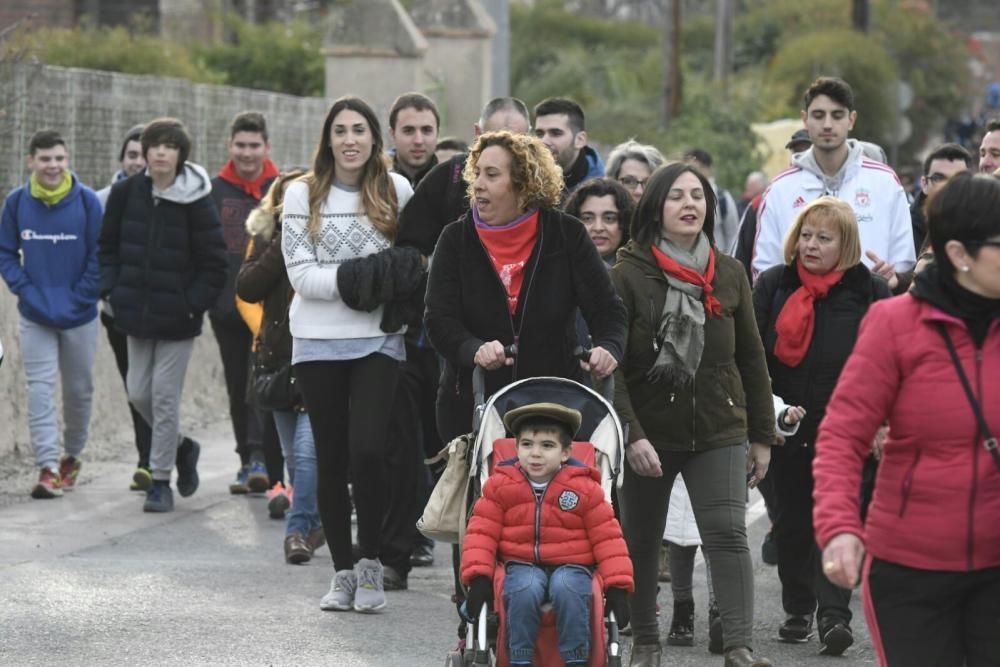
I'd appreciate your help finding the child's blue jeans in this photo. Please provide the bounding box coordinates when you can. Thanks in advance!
[503,562,592,665]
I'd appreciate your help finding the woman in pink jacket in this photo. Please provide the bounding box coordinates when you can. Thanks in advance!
[813,172,1000,667]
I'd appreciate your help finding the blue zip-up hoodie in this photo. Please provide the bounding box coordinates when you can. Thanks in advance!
[0,175,102,329]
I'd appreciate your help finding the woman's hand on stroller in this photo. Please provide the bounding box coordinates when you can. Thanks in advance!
[474,340,514,370]
[580,345,617,379]
[465,576,493,618]
[604,587,630,628]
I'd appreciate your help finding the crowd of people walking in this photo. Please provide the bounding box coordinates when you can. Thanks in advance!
[1,75,999,667]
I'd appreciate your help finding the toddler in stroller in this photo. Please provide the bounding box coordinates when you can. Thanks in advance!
[461,400,633,666]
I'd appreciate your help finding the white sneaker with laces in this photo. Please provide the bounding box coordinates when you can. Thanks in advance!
[353,558,386,613]
[320,570,356,611]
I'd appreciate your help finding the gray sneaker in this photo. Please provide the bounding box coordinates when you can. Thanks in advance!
[320,570,356,611]
[353,558,387,613]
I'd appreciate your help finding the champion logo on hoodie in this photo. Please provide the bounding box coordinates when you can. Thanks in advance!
[20,229,79,243]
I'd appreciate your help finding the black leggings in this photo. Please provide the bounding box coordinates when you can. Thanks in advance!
[295,353,399,572]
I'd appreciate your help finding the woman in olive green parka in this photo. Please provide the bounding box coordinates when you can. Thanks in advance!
[611,162,775,667]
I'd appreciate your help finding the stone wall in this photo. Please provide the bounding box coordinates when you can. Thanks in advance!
[0,63,330,463]
[0,63,330,196]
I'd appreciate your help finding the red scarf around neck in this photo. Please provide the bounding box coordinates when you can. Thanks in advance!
[219,158,279,200]
[477,211,540,315]
[774,261,845,367]
[649,244,722,317]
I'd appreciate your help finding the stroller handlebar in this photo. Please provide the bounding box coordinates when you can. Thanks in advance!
[472,344,517,415]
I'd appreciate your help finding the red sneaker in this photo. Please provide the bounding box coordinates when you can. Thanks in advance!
[31,468,63,499]
[266,482,291,519]
[59,456,81,491]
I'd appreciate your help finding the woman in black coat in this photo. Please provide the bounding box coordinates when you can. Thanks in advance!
[424,131,626,442]
[752,196,890,657]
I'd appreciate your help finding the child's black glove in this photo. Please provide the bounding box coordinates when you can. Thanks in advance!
[465,576,493,618]
[604,587,630,628]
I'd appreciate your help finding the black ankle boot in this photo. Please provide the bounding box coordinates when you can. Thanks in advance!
[666,599,695,646]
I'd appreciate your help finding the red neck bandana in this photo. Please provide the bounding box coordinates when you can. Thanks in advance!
[219,158,279,200]
[773,261,845,367]
[649,244,722,318]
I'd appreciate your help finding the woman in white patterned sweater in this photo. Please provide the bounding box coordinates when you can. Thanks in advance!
[281,96,413,614]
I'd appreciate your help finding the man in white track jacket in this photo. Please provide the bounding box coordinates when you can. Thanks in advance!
[752,77,914,289]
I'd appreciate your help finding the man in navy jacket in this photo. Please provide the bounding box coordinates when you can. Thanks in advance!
[0,129,102,499]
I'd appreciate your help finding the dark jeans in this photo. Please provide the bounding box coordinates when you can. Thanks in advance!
[295,353,399,572]
[100,312,152,468]
[380,343,441,574]
[867,558,1000,667]
[621,444,754,651]
[504,562,592,665]
[210,317,262,466]
[770,443,852,624]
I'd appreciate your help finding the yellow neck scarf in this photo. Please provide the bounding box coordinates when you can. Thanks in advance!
[30,172,72,206]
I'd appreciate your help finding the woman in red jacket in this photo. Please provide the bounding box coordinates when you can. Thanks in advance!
[814,172,1000,667]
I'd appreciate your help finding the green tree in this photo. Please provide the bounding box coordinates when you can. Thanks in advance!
[730,0,971,161]
[196,16,325,97]
[3,22,222,83]
[872,2,972,155]
[510,1,763,190]
[763,29,898,145]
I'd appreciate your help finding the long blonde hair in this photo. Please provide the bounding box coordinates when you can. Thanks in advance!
[304,96,398,241]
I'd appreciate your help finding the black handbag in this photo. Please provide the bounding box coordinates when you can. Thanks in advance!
[249,359,297,411]
[936,323,1000,474]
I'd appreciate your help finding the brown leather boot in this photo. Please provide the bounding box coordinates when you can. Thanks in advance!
[723,647,773,667]
[629,642,662,667]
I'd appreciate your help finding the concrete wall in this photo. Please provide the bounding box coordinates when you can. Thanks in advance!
[422,34,494,134]
[323,54,427,123]
[0,62,330,464]
[0,62,329,196]
[323,0,495,142]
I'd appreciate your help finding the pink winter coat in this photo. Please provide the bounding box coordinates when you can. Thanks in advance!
[813,294,1000,571]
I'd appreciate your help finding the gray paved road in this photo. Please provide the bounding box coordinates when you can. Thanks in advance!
[0,421,876,666]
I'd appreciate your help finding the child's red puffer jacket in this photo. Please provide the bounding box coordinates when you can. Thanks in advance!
[461,458,634,592]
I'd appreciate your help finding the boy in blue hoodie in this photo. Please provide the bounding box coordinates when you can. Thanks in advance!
[0,129,102,499]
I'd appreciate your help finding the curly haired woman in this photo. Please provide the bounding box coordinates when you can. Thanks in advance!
[424,130,627,442]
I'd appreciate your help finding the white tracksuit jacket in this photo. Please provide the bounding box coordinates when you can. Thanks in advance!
[751,140,915,281]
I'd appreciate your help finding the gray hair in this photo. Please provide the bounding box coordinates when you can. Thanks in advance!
[478,97,530,131]
[605,139,666,179]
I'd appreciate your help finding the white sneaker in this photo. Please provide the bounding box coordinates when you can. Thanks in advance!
[353,558,386,613]
[320,570,356,611]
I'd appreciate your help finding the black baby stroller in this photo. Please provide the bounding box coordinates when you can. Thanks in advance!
[446,361,627,667]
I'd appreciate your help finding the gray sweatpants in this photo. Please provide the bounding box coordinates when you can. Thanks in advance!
[126,337,194,482]
[18,314,99,470]
[621,443,755,651]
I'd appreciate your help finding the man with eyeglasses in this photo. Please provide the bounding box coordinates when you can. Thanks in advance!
[911,143,972,254]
